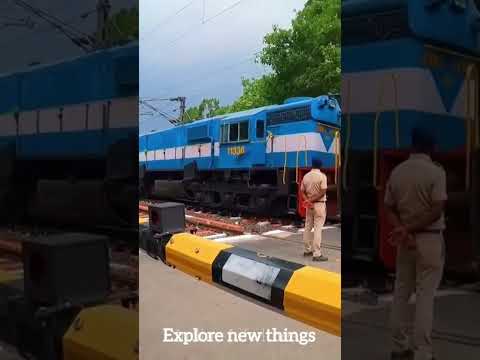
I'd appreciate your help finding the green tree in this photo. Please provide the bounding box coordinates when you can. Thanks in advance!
[105,7,139,46]
[257,0,340,102]
[184,98,228,123]
[233,0,340,110]
[185,0,340,120]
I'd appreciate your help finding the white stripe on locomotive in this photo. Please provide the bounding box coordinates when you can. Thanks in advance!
[341,68,476,117]
[0,96,138,138]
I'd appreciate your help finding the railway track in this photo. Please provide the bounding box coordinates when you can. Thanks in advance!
[139,199,342,252]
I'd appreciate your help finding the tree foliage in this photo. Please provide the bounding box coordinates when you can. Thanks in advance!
[184,0,340,122]
[105,7,139,46]
[184,98,222,123]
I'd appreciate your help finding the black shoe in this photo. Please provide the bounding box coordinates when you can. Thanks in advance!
[391,350,413,360]
[312,255,328,262]
[303,251,313,257]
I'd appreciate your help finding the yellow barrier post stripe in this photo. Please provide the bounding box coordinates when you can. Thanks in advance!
[63,305,139,360]
[0,270,22,284]
[284,266,341,336]
[165,233,232,283]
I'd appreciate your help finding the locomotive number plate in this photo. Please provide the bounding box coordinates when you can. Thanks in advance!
[228,146,246,156]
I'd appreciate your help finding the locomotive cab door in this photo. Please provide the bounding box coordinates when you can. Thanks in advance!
[251,119,266,166]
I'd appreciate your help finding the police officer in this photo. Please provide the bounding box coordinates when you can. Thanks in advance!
[384,128,447,360]
[301,158,328,262]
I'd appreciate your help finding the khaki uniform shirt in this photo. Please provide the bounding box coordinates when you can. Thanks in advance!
[384,153,447,230]
[301,169,328,202]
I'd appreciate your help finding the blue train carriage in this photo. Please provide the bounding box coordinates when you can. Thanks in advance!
[139,95,341,216]
[0,43,139,226]
[341,0,480,272]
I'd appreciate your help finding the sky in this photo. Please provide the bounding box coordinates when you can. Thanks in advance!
[139,0,308,134]
[0,0,137,72]
[0,0,308,135]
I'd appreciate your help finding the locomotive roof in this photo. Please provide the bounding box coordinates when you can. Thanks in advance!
[141,96,338,138]
[343,0,480,56]
[0,41,138,78]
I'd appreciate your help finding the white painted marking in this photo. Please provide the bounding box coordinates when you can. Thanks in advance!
[109,97,138,128]
[165,147,176,160]
[341,68,446,114]
[212,234,264,243]
[204,233,227,240]
[39,108,60,133]
[0,114,17,136]
[262,229,284,236]
[146,150,155,161]
[19,111,37,135]
[154,149,164,160]
[0,97,136,139]
[185,144,201,159]
[222,254,281,300]
[175,146,183,159]
[88,102,104,130]
[451,79,476,118]
[200,143,211,157]
[264,226,337,237]
[63,104,87,132]
[267,132,328,154]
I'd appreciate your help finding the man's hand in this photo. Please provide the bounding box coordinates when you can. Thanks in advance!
[304,200,313,209]
[388,225,415,248]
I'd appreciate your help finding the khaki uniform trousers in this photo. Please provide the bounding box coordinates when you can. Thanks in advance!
[303,202,326,257]
[391,232,445,360]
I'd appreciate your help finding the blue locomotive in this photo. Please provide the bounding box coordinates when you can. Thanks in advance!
[139,96,341,216]
[0,43,138,227]
[342,0,480,271]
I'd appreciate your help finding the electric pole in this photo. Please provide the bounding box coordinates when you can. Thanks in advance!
[170,97,186,123]
[96,0,111,48]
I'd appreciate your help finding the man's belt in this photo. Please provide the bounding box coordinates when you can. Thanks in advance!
[415,229,443,234]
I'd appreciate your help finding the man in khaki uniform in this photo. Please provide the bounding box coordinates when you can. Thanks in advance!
[301,159,328,262]
[384,128,447,360]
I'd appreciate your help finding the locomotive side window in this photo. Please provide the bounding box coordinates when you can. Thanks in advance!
[239,121,249,141]
[229,123,239,142]
[221,121,249,143]
[256,120,265,139]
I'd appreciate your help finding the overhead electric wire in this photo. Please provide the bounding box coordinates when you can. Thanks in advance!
[140,99,180,124]
[140,0,196,41]
[0,7,96,47]
[202,0,244,24]
[12,0,94,51]
[163,0,246,49]
[141,0,248,73]
[13,0,92,38]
